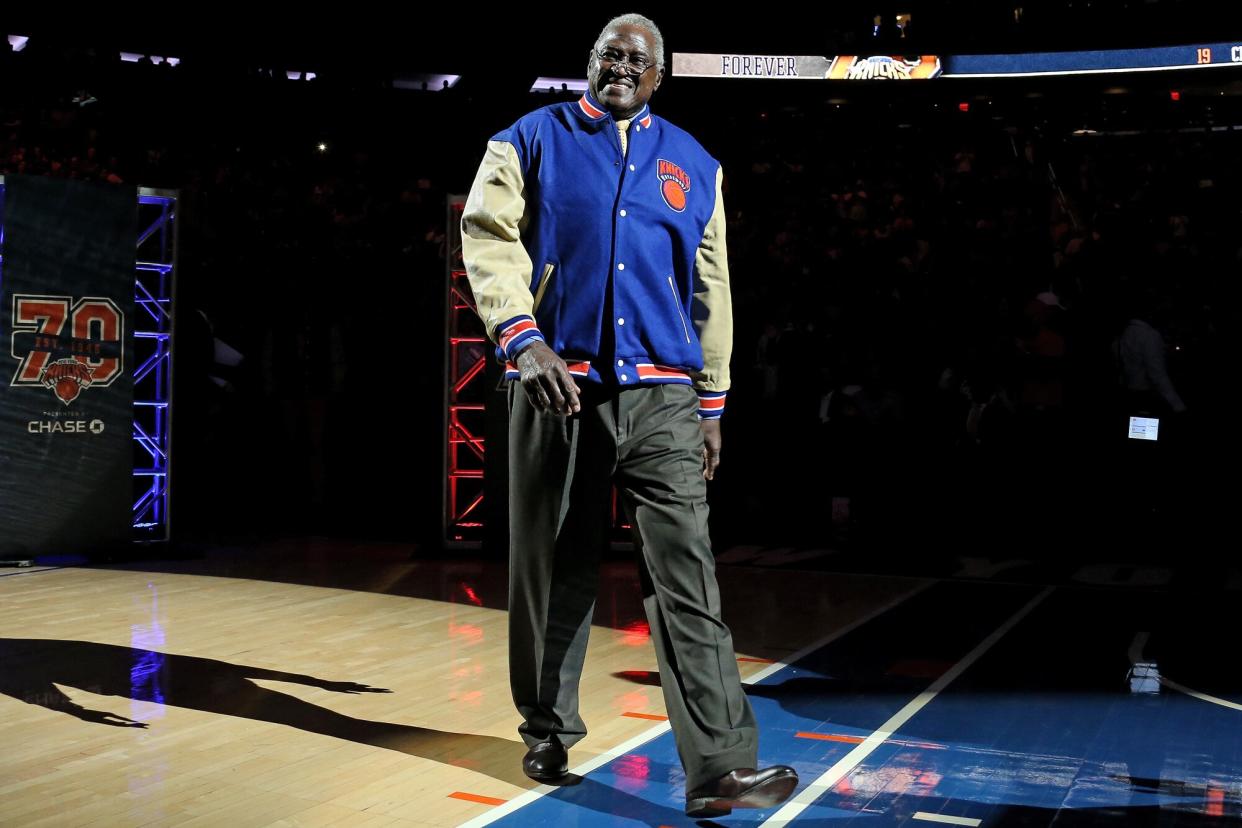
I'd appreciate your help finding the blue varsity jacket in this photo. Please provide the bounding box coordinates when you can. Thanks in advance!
[461,93,733,418]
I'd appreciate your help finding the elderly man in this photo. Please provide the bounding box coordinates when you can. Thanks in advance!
[461,13,798,817]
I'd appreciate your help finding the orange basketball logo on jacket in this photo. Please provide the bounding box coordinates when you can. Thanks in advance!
[657,159,690,212]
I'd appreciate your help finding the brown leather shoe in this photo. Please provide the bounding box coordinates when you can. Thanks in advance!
[522,739,568,781]
[685,765,799,817]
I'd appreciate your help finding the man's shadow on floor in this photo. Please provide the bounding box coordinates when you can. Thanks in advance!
[0,637,533,786]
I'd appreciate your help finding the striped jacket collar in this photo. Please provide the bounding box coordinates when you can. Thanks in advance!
[576,93,653,130]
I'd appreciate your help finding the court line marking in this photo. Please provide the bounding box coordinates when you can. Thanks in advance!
[759,586,1054,826]
[0,566,65,579]
[450,792,508,806]
[456,580,935,827]
[1130,631,1242,712]
[912,813,983,826]
[740,580,936,686]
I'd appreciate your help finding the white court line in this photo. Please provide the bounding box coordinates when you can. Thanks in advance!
[457,579,935,827]
[912,812,983,826]
[0,566,64,579]
[456,719,675,828]
[1162,678,1242,712]
[742,580,935,686]
[1130,631,1242,713]
[760,586,1054,827]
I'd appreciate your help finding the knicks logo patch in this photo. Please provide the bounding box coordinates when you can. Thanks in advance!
[40,358,95,405]
[657,159,690,212]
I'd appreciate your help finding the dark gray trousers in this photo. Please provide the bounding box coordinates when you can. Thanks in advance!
[507,381,757,789]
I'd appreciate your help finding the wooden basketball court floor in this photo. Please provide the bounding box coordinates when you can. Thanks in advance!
[1,539,1238,826]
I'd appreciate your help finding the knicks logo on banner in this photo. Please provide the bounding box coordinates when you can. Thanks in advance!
[657,159,691,212]
[826,55,941,80]
[9,294,125,405]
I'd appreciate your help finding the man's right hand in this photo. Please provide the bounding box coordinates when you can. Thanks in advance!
[516,341,581,416]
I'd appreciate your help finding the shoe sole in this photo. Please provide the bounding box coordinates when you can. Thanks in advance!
[685,770,798,817]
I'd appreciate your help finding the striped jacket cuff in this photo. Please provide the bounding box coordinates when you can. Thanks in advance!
[696,391,727,419]
[496,315,545,362]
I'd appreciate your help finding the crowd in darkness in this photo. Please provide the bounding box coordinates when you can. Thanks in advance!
[4,35,1239,557]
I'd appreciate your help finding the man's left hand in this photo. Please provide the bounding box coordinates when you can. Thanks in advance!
[700,419,722,480]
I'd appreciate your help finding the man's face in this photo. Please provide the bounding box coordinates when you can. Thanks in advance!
[586,23,663,119]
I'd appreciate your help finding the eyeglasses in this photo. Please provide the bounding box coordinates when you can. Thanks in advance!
[594,48,656,76]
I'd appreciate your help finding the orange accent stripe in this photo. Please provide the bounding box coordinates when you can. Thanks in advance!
[737,657,775,663]
[507,360,588,374]
[1208,787,1226,817]
[637,365,690,379]
[449,792,508,806]
[826,56,857,80]
[501,319,536,334]
[499,320,537,348]
[793,732,946,750]
[796,732,866,744]
[622,712,668,721]
[699,398,726,409]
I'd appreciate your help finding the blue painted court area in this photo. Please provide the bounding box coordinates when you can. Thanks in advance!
[779,587,1242,826]
[475,579,1242,826]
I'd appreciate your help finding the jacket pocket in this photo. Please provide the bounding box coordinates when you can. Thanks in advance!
[668,276,691,343]
[533,262,556,312]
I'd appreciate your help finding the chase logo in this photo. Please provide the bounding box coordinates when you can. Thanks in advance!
[27,419,103,435]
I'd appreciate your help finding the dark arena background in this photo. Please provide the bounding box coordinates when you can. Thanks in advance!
[4,4,1242,825]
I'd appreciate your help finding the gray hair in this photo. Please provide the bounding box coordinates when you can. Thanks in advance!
[595,14,665,70]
